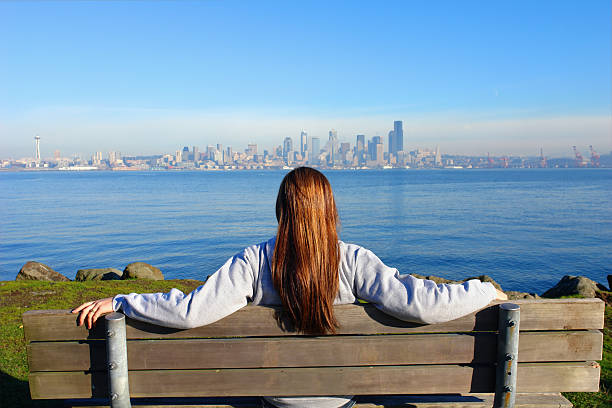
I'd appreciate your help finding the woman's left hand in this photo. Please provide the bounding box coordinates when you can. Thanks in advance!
[72,297,114,329]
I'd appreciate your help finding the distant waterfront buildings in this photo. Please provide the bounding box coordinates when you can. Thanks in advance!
[5,119,610,170]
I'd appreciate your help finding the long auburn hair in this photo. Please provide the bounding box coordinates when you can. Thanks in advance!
[272,167,340,335]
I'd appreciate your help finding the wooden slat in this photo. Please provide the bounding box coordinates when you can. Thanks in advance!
[65,393,573,408]
[27,330,602,372]
[22,299,604,341]
[28,361,600,399]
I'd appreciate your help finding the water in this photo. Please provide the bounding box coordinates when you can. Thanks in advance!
[1,169,611,294]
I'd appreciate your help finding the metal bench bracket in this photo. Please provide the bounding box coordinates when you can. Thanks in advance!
[494,303,520,408]
[106,312,132,408]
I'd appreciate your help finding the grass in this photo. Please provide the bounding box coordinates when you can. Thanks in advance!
[563,292,612,407]
[0,279,204,407]
[1,280,611,407]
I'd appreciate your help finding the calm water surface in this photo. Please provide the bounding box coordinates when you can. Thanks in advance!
[1,169,611,293]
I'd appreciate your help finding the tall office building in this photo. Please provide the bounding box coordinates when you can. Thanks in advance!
[356,134,365,154]
[435,145,442,167]
[193,146,199,162]
[356,134,365,165]
[300,131,308,156]
[206,145,216,161]
[328,129,337,142]
[283,137,293,159]
[215,144,223,164]
[328,130,338,165]
[393,120,404,153]
[310,137,320,165]
[388,130,395,156]
[246,144,257,156]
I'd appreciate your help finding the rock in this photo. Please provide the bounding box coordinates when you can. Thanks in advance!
[464,275,502,291]
[541,275,607,298]
[16,261,70,282]
[410,273,459,285]
[505,291,541,300]
[607,275,612,292]
[75,268,122,281]
[122,262,164,280]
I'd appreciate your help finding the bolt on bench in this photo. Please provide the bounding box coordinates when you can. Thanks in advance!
[23,298,603,407]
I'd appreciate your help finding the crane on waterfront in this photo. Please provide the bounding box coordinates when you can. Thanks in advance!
[539,148,547,168]
[572,146,585,167]
[589,145,600,167]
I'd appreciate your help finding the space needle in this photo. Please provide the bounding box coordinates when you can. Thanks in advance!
[34,135,40,162]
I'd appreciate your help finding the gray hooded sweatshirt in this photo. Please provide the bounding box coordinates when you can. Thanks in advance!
[113,237,497,408]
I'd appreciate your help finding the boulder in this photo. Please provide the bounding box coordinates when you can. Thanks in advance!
[410,273,458,285]
[464,275,502,291]
[122,262,164,280]
[410,274,503,291]
[541,275,607,298]
[75,268,122,281]
[608,275,612,292]
[16,261,70,282]
[505,291,541,300]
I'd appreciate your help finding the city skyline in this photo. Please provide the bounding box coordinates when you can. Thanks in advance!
[1,1,610,157]
[7,121,609,163]
[6,117,609,171]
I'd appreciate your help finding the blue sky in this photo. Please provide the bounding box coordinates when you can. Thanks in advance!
[1,0,610,158]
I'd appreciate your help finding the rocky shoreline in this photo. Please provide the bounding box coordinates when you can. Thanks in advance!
[14,260,611,300]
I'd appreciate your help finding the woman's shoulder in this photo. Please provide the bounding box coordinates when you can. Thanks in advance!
[339,240,372,255]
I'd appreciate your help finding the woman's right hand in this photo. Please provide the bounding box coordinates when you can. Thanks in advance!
[72,297,114,329]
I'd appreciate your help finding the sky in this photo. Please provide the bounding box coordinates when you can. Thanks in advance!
[0,0,610,159]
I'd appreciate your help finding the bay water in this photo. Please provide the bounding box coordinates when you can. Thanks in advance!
[1,168,611,294]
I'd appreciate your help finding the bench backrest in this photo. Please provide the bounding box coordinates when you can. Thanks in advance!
[23,299,603,400]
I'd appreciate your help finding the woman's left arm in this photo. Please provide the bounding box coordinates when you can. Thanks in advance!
[73,245,258,329]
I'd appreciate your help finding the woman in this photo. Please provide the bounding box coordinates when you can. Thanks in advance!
[74,167,507,408]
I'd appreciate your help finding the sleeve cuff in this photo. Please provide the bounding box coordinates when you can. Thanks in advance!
[112,295,123,312]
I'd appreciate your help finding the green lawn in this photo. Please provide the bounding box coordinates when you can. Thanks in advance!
[563,297,612,407]
[1,280,610,407]
[0,279,204,407]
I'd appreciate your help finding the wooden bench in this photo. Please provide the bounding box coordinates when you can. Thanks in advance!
[23,298,604,407]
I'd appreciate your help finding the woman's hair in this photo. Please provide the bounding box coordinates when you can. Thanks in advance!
[272,167,340,335]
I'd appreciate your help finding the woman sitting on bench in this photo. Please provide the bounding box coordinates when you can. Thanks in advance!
[73,166,507,408]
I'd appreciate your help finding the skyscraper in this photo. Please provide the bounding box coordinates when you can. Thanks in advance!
[356,134,365,153]
[300,131,308,156]
[356,134,365,165]
[283,137,293,159]
[246,144,257,156]
[393,120,403,153]
[310,137,320,165]
[388,130,395,157]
